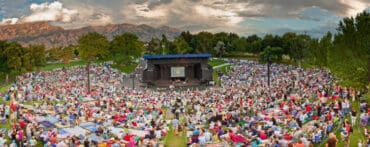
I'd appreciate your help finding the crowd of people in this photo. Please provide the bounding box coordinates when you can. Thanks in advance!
[0,59,369,147]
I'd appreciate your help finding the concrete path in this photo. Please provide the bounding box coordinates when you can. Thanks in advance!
[213,63,231,69]
[165,108,175,120]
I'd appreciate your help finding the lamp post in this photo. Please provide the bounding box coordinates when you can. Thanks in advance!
[264,56,272,100]
[87,61,91,94]
[130,74,135,89]
[162,44,165,55]
[265,56,272,88]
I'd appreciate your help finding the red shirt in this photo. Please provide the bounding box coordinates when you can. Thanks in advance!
[260,132,267,140]
[19,121,26,129]
[306,105,312,112]
[132,122,137,127]
[124,134,133,141]
[345,124,351,133]
[284,134,292,140]
[50,136,57,144]
[327,113,332,121]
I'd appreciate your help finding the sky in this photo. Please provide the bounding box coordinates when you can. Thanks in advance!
[0,0,369,38]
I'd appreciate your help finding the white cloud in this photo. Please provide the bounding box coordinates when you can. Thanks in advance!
[1,0,369,36]
[0,1,78,25]
[194,5,243,25]
[340,0,370,16]
[23,1,78,23]
[121,0,245,33]
[0,18,19,25]
[134,3,166,18]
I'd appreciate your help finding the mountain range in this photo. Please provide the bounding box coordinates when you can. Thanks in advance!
[0,22,181,49]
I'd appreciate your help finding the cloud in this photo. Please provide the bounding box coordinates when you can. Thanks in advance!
[120,0,246,34]
[23,1,78,23]
[0,0,369,37]
[57,5,113,29]
[0,1,78,25]
[0,18,19,25]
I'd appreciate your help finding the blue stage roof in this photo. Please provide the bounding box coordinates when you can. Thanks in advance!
[143,54,211,60]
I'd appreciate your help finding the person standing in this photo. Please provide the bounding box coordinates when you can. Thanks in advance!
[326,133,338,147]
[351,109,357,125]
[172,118,179,135]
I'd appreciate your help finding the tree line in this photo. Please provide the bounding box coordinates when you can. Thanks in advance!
[145,11,369,90]
[0,11,368,90]
[0,41,46,83]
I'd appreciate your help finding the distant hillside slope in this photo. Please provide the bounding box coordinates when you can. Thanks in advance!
[0,22,181,48]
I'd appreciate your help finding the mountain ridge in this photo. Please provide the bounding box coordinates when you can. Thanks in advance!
[0,22,181,48]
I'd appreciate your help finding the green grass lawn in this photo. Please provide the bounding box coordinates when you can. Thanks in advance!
[0,84,10,93]
[113,63,138,73]
[41,60,87,71]
[0,84,13,144]
[209,59,225,67]
[316,94,369,147]
[164,127,187,147]
[213,65,231,85]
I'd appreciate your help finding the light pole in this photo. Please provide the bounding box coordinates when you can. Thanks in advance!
[130,74,135,89]
[162,44,165,55]
[87,61,91,94]
[265,56,272,100]
[265,56,272,88]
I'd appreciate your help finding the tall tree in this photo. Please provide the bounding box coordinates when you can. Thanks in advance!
[28,44,46,68]
[259,46,284,63]
[78,32,109,93]
[173,36,192,54]
[146,38,161,54]
[304,38,319,66]
[179,31,193,46]
[214,41,226,57]
[259,46,284,88]
[22,48,34,71]
[0,41,9,83]
[60,45,76,62]
[110,33,144,66]
[231,37,247,52]
[329,11,370,89]
[194,31,214,53]
[4,42,23,74]
[315,32,332,67]
[160,34,170,54]
[0,41,8,72]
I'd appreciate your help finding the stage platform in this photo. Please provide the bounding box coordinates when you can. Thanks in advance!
[154,79,201,87]
[140,54,213,87]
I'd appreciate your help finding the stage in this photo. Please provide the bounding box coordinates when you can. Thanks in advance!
[140,54,213,87]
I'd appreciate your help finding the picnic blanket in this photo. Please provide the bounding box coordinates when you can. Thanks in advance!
[57,129,71,139]
[80,122,98,132]
[80,97,95,102]
[0,128,6,135]
[128,129,149,137]
[40,121,54,128]
[35,115,46,123]
[22,104,35,110]
[108,127,124,136]
[45,115,59,124]
[86,134,105,142]
[61,126,89,137]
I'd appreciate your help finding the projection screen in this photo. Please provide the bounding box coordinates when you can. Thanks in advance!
[171,67,185,77]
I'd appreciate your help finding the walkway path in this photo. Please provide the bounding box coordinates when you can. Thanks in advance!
[213,63,231,69]
[165,108,175,120]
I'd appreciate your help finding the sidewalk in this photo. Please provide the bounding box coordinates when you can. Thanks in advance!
[213,63,231,69]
